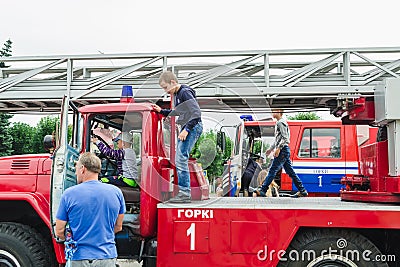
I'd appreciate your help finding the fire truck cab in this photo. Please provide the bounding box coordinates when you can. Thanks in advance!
[0,91,209,266]
[49,97,209,266]
[223,119,361,197]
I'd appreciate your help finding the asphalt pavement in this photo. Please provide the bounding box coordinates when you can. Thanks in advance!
[117,259,142,266]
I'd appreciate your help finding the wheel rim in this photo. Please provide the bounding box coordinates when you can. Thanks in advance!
[307,254,358,267]
[0,250,21,267]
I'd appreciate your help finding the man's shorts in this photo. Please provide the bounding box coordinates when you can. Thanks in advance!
[71,258,116,267]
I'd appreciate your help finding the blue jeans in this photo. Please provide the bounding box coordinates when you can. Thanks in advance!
[176,122,203,195]
[261,146,306,193]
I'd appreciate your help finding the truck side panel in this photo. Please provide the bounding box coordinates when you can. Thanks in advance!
[0,156,39,192]
[282,123,359,195]
[157,198,400,267]
[0,156,65,264]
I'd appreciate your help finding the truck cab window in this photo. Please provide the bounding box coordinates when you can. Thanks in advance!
[259,126,275,166]
[298,128,341,158]
[162,117,172,158]
[89,112,143,178]
[65,112,84,151]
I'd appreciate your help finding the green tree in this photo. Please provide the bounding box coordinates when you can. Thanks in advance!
[0,113,13,156]
[0,39,13,156]
[287,112,321,120]
[31,116,60,153]
[132,133,140,155]
[191,130,232,179]
[223,135,232,161]
[10,122,35,155]
[253,140,267,155]
[11,115,73,155]
[0,41,14,156]
[0,39,12,68]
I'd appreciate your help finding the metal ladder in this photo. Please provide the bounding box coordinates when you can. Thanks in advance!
[1,47,400,112]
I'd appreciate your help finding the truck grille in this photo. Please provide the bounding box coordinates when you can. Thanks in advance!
[11,159,30,169]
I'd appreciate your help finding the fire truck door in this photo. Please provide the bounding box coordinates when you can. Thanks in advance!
[227,121,245,196]
[50,95,82,237]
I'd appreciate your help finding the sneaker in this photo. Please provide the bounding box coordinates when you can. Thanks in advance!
[168,192,191,203]
[253,188,266,197]
[291,191,308,198]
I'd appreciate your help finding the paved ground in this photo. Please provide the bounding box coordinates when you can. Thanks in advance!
[117,259,142,266]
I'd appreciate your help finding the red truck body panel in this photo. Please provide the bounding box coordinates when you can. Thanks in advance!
[360,141,389,191]
[157,198,400,267]
[0,154,65,262]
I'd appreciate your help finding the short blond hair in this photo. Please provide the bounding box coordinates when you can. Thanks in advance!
[79,152,101,174]
[159,71,178,84]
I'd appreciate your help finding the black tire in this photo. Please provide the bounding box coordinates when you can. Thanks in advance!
[142,239,157,267]
[0,222,55,267]
[278,229,388,267]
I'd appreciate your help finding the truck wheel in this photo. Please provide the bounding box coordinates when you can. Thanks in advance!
[279,229,388,267]
[0,222,54,267]
[142,239,157,267]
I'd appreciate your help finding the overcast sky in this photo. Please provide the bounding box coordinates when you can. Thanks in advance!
[3,0,400,56]
[3,0,400,125]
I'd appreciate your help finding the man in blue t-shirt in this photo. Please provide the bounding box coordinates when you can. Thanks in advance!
[56,152,125,266]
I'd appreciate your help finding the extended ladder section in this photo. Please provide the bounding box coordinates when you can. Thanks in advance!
[1,47,400,112]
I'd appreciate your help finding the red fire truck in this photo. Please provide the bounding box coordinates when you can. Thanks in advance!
[0,92,210,266]
[156,80,400,267]
[0,49,399,267]
[223,119,365,197]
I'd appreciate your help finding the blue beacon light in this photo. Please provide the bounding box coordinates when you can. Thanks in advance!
[240,115,254,121]
[120,85,134,103]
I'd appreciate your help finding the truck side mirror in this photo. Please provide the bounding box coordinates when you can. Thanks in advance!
[43,135,55,153]
[216,131,226,154]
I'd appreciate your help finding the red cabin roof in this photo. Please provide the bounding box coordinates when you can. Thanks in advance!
[78,102,153,114]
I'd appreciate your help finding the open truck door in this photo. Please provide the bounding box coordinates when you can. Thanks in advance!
[50,95,83,238]
[224,121,245,196]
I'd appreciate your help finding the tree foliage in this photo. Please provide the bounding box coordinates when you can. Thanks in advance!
[0,40,13,156]
[31,116,60,154]
[191,130,232,179]
[132,133,140,155]
[0,39,12,68]
[253,140,268,155]
[9,122,35,155]
[9,115,74,155]
[0,113,13,156]
[287,112,321,120]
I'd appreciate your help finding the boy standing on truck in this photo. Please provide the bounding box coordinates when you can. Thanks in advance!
[152,71,203,203]
[254,109,308,198]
